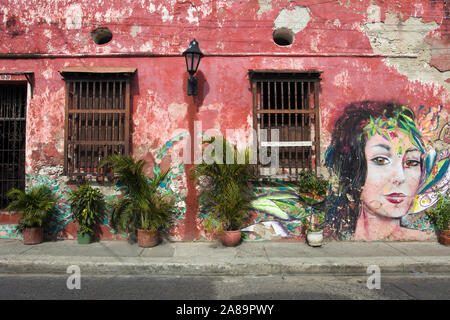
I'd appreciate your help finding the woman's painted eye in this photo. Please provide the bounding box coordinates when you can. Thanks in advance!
[372,157,390,165]
[405,159,420,167]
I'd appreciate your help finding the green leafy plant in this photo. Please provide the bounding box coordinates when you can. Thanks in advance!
[69,184,105,235]
[302,210,325,233]
[298,169,329,199]
[426,190,450,231]
[297,170,329,234]
[6,185,57,231]
[193,137,255,232]
[99,154,174,233]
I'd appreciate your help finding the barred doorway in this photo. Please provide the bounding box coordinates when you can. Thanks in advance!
[0,84,27,209]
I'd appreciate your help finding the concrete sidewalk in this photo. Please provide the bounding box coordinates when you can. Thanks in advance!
[0,239,449,276]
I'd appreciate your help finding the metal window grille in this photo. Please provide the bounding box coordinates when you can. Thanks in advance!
[0,84,26,209]
[63,74,132,181]
[250,71,321,179]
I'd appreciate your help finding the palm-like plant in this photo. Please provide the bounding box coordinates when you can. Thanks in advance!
[193,138,255,232]
[99,154,173,233]
[194,137,254,186]
[6,185,57,230]
[206,181,253,231]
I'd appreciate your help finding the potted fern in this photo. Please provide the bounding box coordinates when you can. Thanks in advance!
[99,154,174,247]
[193,138,254,246]
[69,184,105,244]
[426,190,450,246]
[6,185,57,245]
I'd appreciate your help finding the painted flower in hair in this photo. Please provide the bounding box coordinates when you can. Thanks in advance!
[384,117,397,130]
[364,116,385,139]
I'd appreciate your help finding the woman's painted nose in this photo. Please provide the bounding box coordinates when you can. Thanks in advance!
[392,160,406,185]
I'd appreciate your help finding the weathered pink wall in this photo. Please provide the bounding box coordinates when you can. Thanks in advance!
[0,0,448,241]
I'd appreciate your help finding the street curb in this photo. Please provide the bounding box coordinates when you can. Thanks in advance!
[1,256,450,276]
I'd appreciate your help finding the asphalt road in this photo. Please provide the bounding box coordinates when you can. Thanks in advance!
[0,273,449,300]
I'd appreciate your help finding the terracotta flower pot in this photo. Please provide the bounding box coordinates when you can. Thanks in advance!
[221,230,242,247]
[439,229,450,246]
[22,227,43,245]
[137,229,160,248]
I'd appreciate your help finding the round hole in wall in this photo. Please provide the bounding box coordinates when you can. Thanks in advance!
[273,28,294,46]
[91,27,113,45]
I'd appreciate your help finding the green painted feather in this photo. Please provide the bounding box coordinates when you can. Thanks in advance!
[251,198,290,220]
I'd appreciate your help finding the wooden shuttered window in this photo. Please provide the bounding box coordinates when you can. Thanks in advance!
[250,71,321,179]
[61,68,135,180]
[0,84,26,208]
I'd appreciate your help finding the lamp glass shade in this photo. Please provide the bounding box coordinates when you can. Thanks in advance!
[183,39,203,75]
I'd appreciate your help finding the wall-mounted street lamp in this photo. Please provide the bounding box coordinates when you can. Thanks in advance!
[183,39,203,96]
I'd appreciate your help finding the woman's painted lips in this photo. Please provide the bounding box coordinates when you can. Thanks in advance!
[385,193,406,204]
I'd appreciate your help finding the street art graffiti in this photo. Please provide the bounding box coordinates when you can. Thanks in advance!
[158,111,448,242]
[153,131,189,222]
[410,121,450,213]
[325,101,448,240]
[242,182,309,240]
[2,102,446,242]
[0,224,20,239]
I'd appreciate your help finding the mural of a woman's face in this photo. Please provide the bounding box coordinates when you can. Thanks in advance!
[360,130,422,219]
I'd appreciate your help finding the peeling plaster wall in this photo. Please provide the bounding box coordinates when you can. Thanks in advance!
[1,0,445,56]
[362,12,449,91]
[274,6,310,33]
[0,0,448,242]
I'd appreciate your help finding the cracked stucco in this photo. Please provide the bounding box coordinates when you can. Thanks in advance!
[363,13,449,92]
